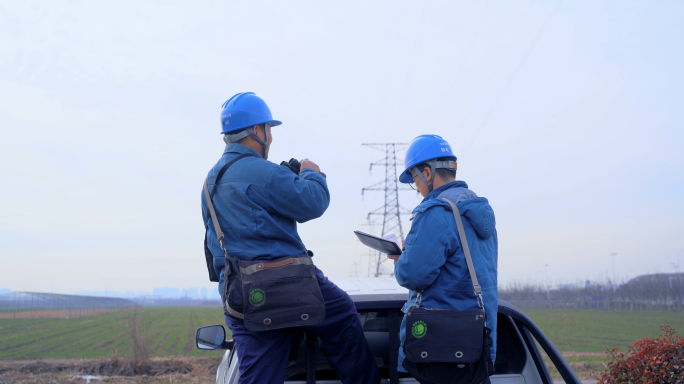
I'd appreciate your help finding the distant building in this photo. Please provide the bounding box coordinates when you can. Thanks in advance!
[558,284,579,291]
[69,288,220,301]
[75,290,124,298]
[626,273,684,286]
[153,288,181,298]
[183,288,199,299]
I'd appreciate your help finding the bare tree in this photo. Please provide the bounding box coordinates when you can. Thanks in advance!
[127,306,152,373]
[500,273,684,312]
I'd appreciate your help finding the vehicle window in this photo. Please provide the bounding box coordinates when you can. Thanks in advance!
[284,330,337,381]
[284,310,413,381]
[283,310,527,381]
[494,314,527,374]
[358,310,414,380]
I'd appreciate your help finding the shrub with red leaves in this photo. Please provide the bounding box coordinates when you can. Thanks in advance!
[596,325,684,384]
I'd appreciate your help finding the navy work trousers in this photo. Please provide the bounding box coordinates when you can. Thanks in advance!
[225,271,380,384]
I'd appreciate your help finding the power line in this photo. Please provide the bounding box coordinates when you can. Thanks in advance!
[462,0,564,154]
[455,0,537,131]
[374,0,407,132]
[429,0,492,128]
[392,0,433,128]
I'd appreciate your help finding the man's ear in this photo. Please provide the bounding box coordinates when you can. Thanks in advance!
[424,166,433,184]
[253,124,263,139]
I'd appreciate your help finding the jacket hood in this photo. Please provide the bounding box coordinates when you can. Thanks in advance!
[456,197,496,239]
[418,181,496,240]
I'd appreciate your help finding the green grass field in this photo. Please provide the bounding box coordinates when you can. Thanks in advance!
[523,309,684,379]
[1,307,682,361]
[524,309,684,352]
[0,306,228,359]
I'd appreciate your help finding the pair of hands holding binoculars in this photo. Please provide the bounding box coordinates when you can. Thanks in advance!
[280,158,326,178]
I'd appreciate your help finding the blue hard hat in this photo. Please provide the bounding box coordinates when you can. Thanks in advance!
[220,92,282,134]
[399,135,456,183]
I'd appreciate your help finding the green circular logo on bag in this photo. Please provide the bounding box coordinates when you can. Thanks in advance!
[411,320,427,338]
[249,289,266,306]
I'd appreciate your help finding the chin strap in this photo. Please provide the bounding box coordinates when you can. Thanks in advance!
[412,159,438,193]
[412,165,432,193]
[246,126,268,158]
[223,125,269,158]
[412,160,457,193]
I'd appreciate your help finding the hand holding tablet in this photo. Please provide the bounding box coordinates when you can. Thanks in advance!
[354,231,403,255]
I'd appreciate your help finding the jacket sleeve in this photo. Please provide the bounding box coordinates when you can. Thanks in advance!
[394,208,451,291]
[258,166,331,223]
[201,188,208,228]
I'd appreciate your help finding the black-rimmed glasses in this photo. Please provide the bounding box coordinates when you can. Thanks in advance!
[408,174,419,190]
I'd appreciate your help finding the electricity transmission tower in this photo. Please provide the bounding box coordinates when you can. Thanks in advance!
[361,143,413,277]
[356,219,379,278]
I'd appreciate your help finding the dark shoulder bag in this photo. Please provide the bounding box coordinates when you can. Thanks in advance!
[202,155,325,331]
[402,197,494,384]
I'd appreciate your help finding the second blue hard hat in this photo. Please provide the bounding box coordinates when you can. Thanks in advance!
[220,92,282,134]
[399,135,457,183]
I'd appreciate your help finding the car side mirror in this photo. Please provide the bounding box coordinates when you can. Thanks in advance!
[196,325,234,350]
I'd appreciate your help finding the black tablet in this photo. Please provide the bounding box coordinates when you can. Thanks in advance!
[354,231,402,255]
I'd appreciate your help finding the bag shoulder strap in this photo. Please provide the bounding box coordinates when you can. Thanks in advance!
[439,197,484,308]
[203,153,256,248]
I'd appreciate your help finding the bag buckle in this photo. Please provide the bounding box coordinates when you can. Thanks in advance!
[415,292,423,307]
[218,233,226,250]
[476,293,484,308]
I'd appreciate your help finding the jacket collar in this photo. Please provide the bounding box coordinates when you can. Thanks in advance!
[223,143,263,158]
[421,180,468,203]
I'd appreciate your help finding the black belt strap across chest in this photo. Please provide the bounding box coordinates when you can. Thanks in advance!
[203,153,256,248]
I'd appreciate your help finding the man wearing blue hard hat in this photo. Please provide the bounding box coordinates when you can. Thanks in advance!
[201,92,380,383]
[387,135,498,384]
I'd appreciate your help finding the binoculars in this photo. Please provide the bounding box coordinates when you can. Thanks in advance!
[280,158,326,178]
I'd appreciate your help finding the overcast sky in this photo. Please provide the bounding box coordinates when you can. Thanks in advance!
[1,0,683,295]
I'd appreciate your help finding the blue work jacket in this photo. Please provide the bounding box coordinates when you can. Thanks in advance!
[201,144,330,296]
[395,181,498,368]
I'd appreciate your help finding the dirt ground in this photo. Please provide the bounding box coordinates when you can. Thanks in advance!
[0,357,221,384]
[1,353,604,383]
[0,308,132,320]
[545,351,606,381]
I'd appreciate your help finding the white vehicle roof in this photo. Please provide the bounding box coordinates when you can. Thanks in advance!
[329,278,408,296]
